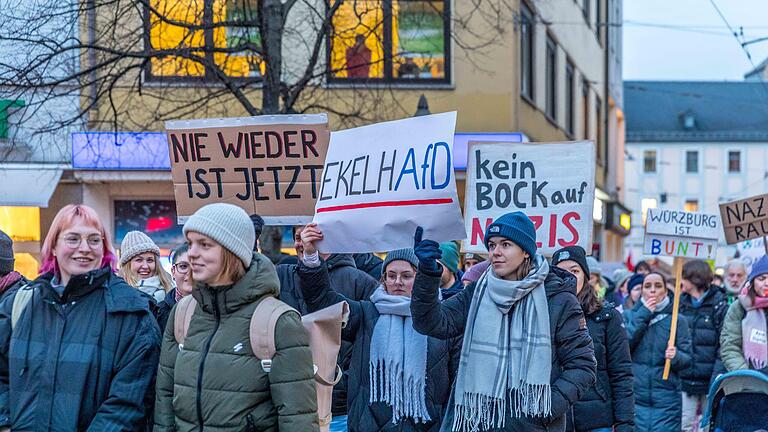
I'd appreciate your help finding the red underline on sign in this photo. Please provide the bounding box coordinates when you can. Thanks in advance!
[316,198,454,213]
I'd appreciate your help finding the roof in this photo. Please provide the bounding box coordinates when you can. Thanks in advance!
[625,81,768,142]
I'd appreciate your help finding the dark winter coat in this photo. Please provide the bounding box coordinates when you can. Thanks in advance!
[0,266,161,431]
[440,274,463,299]
[0,274,27,302]
[624,299,693,432]
[570,303,634,432]
[353,253,384,281]
[678,287,728,395]
[155,288,178,334]
[298,260,461,432]
[154,252,318,432]
[278,253,379,416]
[410,265,596,432]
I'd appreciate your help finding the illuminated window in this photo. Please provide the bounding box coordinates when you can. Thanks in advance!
[641,198,657,225]
[329,0,450,82]
[146,0,262,80]
[684,200,699,212]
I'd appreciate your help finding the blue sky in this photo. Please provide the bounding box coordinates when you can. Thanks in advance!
[623,0,768,80]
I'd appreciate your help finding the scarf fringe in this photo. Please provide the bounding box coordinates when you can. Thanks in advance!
[370,361,431,424]
[452,384,552,431]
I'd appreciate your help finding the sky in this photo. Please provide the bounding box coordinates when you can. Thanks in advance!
[623,0,768,81]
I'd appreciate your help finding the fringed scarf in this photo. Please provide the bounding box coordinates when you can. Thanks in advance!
[739,285,768,369]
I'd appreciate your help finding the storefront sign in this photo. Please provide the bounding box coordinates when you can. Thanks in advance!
[313,112,465,253]
[719,193,768,244]
[463,141,596,255]
[643,208,720,259]
[606,201,632,236]
[165,114,330,224]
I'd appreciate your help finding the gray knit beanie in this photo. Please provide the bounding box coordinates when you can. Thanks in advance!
[119,231,160,266]
[383,248,419,271]
[0,230,14,275]
[183,203,255,268]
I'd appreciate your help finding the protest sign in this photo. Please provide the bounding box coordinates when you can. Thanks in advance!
[643,208,721,260]
[737,238,766,273]
[313,112,465,253]
[719,193,768,244]
[463,141,595,256]
[165,114,330,224]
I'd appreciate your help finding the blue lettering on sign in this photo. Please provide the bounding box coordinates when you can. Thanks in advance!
[393,143,453,192]
[651,238,661,255]
[431,141,451,190]
[395,147,419,191]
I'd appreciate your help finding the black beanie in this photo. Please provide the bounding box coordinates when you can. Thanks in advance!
[0,230,14,275]
[552,246,589,277]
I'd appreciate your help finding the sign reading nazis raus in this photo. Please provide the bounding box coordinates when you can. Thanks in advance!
[719,193,768,244]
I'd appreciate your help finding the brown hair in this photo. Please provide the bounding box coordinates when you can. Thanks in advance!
[513,256,534,281]
[682,260,713,292]
[218,247,247,284]
[577,277,602,315]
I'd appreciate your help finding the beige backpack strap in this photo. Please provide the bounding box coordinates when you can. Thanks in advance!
[11,285,33,330]
[173,295,198,347]
[249,296,296,372]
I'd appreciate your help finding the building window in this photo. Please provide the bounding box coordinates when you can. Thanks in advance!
[582,0,590,24]
[520,2,534,100]
[685,150,699,173]
[684,200,699,212]
[545,35,556,120]
[643,150,657,173]
[595,0,601,42]
[595,96,603,163]
[328,0,450,82]
[565,61,575,135]
[145,0,262,80]
[582,79,589,139]
[641,197,657,225]
[728,150,741,173]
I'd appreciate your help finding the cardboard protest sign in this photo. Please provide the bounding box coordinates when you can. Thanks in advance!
[643,208,720,259]
[165,115,330,224]
[719,193,768,244]
[313,112,465,253]
[463,141,596,256]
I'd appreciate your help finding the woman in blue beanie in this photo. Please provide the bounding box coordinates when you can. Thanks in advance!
[410,211,596,432]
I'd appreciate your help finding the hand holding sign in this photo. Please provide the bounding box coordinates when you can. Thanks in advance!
[301,223,323,257]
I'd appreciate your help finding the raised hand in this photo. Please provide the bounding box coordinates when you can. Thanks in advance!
[413,226,442,273]
[300,223,324,256]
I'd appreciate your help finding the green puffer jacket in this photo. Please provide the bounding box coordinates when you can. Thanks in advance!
[154,252,319,432]
[720,300,768,373]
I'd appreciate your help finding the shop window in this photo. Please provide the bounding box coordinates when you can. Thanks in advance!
[641,198,657,225]
[0,207,40,242]
[145,0,262,80]
[520,2,534,100]
[728,150,741,173]
[329,0,450,82]
[114,200,184,249]
[643,150,656,173]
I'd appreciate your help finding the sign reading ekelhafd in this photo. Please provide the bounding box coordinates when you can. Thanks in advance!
[463,141,596,256]
[313,112,465,253]
[165,114,330,224]
[719,193,768,244]
[643,208,720,259]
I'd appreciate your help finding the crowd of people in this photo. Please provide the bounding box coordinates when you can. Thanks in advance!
[0,203,766,431]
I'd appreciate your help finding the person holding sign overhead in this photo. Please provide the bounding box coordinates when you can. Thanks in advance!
[410,212,596,432]
[720,255,768,373]
[623,272,692,432]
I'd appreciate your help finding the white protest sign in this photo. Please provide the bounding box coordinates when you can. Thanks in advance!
[643,208,721,259]
[737,238,766,273]
[313,112,465,253]
[463,141,595,255]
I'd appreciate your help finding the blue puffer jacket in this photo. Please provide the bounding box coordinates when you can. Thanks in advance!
[298,260,461,432]
[624,299,692,432]
[0,266,161,431]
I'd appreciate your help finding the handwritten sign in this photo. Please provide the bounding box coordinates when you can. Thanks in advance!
[313,112,465,253]
[643,208,720,259]
[165,115,330,224]
[463,141,596,255]
[719,193,768,244]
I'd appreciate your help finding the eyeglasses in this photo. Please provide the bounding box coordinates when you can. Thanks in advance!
[173,261,191,275]
[61,234,103,249]
[385,272,415,284]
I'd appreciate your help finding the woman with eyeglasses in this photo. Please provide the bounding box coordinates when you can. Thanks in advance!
[0,204,160,431]
[296,223,461,432]
[156,243,194,332]
[119,231,174,305]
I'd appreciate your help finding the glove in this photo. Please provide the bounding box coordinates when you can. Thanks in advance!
[413,226,442,274]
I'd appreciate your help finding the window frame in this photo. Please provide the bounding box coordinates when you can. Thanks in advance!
[685,150,699,174]
[325,0,452,85]
[643,149,657,173]
[565,60,575,136]
[581,78,589,140]
[520,2,535,102]
[727,150,741,173]
[595,95,603,165]
[545,34,557,121]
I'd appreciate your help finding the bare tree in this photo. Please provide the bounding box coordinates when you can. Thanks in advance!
[0,0,515,260]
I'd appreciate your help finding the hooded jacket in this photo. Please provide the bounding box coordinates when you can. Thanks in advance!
[720,300,768,373]
[624,299,693,432]
[353,253,384,281]
[0,266,161,431]
[410,265,596,432]
[277,253,378,416]
[154,252,318,432]
[678,287,728,395]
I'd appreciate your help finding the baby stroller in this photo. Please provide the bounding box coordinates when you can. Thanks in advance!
[700,370,768,432]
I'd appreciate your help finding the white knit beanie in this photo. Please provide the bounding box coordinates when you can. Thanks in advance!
[120,231,160,266]
[182,203,255,268]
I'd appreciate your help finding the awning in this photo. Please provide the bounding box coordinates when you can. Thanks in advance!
[0,163,66,207]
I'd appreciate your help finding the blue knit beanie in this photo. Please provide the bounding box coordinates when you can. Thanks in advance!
[749,255,768,284]
[484,211,537,257]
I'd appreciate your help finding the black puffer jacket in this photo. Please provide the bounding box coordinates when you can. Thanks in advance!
[411,264,596,432]
[298,260,461,432]
[570,303,634,432]
[278,253,379,416]
[678,287,729,395]
[155,288,178,333]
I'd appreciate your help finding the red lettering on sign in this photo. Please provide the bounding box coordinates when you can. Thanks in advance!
[558,212,580,247]
[471,217,494,246]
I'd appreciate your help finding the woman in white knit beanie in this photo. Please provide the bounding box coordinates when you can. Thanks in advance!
[119,230,173,303]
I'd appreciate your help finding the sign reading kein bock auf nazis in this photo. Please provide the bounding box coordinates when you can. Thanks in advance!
[643,208,721,259]
[166,114,330,224]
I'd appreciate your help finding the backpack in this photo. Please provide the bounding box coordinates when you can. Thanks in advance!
[11,284,33,330]
[174,295,349,431]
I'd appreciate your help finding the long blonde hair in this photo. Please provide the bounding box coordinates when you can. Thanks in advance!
[120,252,174,292]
